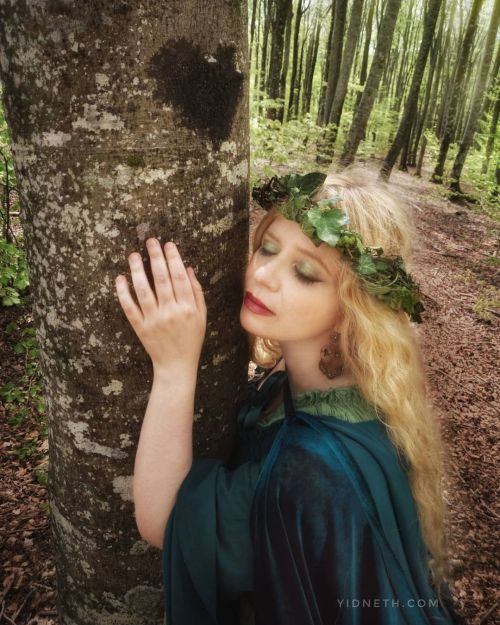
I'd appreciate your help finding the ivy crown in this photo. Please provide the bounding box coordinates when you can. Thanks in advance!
[252,172,425,323]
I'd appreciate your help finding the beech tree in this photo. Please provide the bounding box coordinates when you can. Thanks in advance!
[450,0,500,194]
[431,0,486,183]
[340,0,403,166]
[380,0,444,181]
[0,1,248,624]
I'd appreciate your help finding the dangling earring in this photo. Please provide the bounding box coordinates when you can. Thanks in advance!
[319,331,345,380]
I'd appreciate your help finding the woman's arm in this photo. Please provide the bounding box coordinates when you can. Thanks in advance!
[115,238,207,549]
[133,364,196,548]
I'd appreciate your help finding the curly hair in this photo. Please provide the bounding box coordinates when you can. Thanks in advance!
[247,167,453,597]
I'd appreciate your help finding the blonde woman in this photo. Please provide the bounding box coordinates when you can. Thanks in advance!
[115,169,463,625]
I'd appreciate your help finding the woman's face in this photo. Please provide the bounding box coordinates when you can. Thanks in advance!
[240,214,344,343]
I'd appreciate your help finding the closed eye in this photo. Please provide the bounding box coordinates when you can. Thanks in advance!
[257,246,319,285]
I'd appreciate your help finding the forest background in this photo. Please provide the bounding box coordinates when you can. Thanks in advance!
[0,0,499,624]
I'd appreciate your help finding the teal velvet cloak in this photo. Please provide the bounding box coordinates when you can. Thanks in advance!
[162,371,462,625]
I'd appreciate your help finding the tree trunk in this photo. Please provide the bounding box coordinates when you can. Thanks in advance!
[302,9,322,115]
[410,3,445,168]
[340,0,403,167]
[294,29,307,117]
[480,41,500,120]
[287,0,304,119]
[355,0,375,111]
[250,0,259,65]
[328,0,365,141]
[277,0,294,122]
[323,0,348,125]
[450,0,500,194]
[266,0,293,120]
[0,2,249,624]
[380,0,443,181]
[431,0,486,183]
[259,0,272,114]
[317,1,335,124]
[482,72,500,175]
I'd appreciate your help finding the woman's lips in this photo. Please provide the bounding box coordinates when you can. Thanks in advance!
[244,291,274,315]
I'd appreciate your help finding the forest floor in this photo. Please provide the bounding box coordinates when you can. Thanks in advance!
[1,162,499,625]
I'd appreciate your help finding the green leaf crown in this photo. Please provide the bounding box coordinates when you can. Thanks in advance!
[252,172,425,323]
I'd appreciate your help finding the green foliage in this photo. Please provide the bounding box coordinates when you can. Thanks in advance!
[0,239,30,306]
[0,323,46,436]
[250,112,325,176]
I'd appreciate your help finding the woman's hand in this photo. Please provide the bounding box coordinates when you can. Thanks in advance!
[115,238,207,374]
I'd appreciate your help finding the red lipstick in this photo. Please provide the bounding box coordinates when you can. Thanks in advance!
[244,291,274,315]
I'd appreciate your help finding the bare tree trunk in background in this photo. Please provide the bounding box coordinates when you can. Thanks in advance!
[380,0,443,181]
[302,8,322,115]
[250,0,259,64]
[482,61,500,175]
[317,1,335,124]
[277,0,294,122]
[323,0,348,125]
[450,0,500,194]
[431,0,486,183]
[340,0,403,166]
[410,2,446,168]
[354,0,375,112]
[287,0,304,119]
[259,0,272,114]
[0,2,249,624]
[322,0,365,155]
[266,0,292,120]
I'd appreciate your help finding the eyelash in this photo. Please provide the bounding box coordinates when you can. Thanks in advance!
[257,246,318,285]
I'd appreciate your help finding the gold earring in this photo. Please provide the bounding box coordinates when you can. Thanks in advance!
[319,331,345,379]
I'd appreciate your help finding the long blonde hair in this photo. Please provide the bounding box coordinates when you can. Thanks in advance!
[248,167,452,593]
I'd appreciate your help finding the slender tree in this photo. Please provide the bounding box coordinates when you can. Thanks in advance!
[322,0,349,125]
[449,0,500,194]
[355,0,376,111]
[302,6,322,114]
[328,0,365,138]
[266,0,293,120]
[287,0,306,119]
[431,0,486,183]
[340,0,403,166]
[380,0,444,181]
[0,2,249,623]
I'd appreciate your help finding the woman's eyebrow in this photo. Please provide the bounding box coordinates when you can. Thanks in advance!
[264,230,330,274]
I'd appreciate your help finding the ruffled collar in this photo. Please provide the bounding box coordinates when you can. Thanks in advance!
[254,372,381,427]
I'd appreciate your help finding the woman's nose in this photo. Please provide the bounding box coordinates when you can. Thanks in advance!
[253,258,280,290]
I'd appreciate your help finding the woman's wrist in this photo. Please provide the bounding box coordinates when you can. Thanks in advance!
[152,360,199,384]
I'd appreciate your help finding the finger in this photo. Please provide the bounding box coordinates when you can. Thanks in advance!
[128,251,158,315]
[187,267,207,315]
[115,275,144,329]
[146,238,174,305]
[164,242,195,305]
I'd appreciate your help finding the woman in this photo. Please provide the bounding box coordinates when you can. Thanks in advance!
[115,169,462,625]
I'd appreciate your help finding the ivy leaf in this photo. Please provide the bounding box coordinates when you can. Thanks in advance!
[357,253,377,275]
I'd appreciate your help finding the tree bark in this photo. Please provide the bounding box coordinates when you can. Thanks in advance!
[317,1,335,124]
[482,70,500,175]
[354,0,375,111]
[277,0,294,122]
[450,0,500,194]
[323,0,348,125]
[0,2,249,624]
[302,8,322,115]
[266,0,293,120]
[380,0,443,181]
[431,0,486,183]
[340,0,403,166]
[287,0,304,119]
[328,0,365,137]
